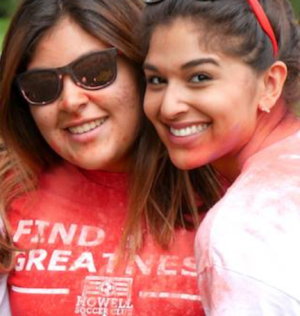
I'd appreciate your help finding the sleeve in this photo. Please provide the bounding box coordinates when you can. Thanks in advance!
[0,214,11,316]
[0,274,11,316]
[198,265,300,316]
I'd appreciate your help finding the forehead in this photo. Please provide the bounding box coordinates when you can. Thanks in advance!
[144,17,258,83]
[149,18,201,52]
[28,17,109,69]
[146,18,221,66]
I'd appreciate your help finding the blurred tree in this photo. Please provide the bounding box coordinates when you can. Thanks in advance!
[0,0,17,18]
[291,0,300,18]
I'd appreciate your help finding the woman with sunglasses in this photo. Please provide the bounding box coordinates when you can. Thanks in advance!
[141,0,300,314]
[0,0,223,315]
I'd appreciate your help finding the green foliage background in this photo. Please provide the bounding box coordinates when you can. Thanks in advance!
[291,0,300,17]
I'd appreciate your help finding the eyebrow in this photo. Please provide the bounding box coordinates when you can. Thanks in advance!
[181,58,220,70]
[143,58,220,72]
[143,63,158,71]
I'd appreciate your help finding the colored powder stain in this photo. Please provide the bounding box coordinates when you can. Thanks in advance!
[49,140,62,154]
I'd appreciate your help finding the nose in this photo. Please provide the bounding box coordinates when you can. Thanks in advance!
[160,82,189,120]
[57,75,89,112]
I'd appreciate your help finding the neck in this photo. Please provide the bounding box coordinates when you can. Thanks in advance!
[212,100,300,182]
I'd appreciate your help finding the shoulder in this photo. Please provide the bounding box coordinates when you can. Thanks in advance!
[199,131,300,235]
[10,161,82,204]
[195,132,300,298]
[7,162,76,217]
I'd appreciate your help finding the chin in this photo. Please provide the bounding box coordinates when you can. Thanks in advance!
[170,153,208,171]
[169,155,193,171]
[64,157,102,171]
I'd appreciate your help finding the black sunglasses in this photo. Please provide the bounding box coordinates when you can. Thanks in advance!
[144,0,164,3]
[17,48,118,106]
[144,0,211,3]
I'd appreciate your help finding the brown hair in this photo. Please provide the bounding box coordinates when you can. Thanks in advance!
[0,0,223,270]
[139,0,300,108]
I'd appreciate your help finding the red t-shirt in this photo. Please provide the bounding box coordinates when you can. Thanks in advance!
[8,162,204,315]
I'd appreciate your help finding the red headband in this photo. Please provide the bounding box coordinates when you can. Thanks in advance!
[246,0,279,57]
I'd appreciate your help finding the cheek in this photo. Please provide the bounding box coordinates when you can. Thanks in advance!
[30,107,56,129]
[119,88,140,110]
[30,106,63,152]
[92,86,142,139]
[121,106,142,142]
[110,84,142,126]
[49,139,63,155]
[143,93,158,122]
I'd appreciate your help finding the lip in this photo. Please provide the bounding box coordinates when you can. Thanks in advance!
[63,117,108,143]
[167,121,211,129]
[62,117,107,129]
[163,121,211,146]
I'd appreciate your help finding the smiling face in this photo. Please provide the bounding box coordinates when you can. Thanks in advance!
[143,18,265,171]
[28,17,142,171]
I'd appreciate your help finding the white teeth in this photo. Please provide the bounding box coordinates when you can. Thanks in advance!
[170,123,209,137]
[68,118,106,135]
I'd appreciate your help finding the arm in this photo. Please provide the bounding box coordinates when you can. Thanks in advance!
[0,274,11,316]
[0,195,12,316]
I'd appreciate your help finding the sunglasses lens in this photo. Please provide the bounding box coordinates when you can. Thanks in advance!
[73,51,117,89]
[19,70,60,105]
[17,49,117,105]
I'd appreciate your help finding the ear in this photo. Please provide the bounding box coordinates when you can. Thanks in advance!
[258,61,287,113]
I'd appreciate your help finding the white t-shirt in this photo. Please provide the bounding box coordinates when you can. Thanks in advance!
[0,274,11,316]
[0,216,11,316]
[195,130,300,315]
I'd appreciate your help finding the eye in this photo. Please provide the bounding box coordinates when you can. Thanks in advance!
[190,73,211,83]
[146,75,167,85]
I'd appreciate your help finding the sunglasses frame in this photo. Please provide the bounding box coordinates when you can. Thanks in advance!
[17,47,118,106]
[144,0,164,3]
[143,0,278,57]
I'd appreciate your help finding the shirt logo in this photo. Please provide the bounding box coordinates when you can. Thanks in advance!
[75,276,133,315]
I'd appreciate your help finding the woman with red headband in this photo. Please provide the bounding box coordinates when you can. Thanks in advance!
[140,0,300,314]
